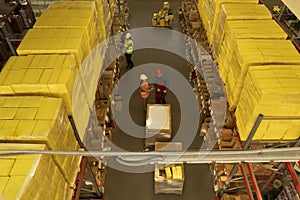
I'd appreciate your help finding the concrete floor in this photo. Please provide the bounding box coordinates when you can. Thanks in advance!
[104,0,215,199]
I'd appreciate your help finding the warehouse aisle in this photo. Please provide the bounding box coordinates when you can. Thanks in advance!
[104,0,215,199]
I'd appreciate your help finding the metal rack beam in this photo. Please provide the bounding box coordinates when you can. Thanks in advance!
[285,162,300,193]
[218,114,300,198]
[0,147,299,162]
[246,163,263,200]
[239,164,254,200]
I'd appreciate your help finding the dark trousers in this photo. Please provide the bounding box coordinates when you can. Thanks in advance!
[155,91,166,104]
[143,98,148,111]
[125,53,133,68]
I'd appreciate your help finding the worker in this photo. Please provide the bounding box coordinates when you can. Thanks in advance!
[140,74,153,110]
[154,69,169,104]
[124,33,134,69]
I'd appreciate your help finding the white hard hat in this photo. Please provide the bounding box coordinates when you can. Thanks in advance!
[126,33,131,38]
[140,74,148,80]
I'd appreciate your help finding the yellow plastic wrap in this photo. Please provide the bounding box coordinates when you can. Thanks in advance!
[213,4,271,57]
[34,9,100,48]
[0,96,80,184]
[197,0,258,44]
[236,65,300,140]
[79,53,102,108]
[217,20,287,78]
[16,28,91,67]
[0,143,68,200]
[58,0,110,41]
[0,55,77,115]
[219,39,300,109]
[72,77,90,139]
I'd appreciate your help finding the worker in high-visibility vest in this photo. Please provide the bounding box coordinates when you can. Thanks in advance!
[124,33,134,69]
[140,74,153,110]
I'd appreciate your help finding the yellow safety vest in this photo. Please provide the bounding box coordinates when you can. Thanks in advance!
[124,39,133,54]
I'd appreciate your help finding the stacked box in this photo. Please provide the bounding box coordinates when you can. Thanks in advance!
[217,20,287,80]
[0,143,68,200]
[49,1,106,41]
[79,53,103,109]
[197,0,258,44]
[236,65,300,140]
[0,55,77,115]
[33,9,100,49]
[213,4,272,58]
[0,96,81,184]
[58,0,111,41]
[72,77,91,140]
[154,164,185,195]
[221,39,300,109]
[16,28,91,67]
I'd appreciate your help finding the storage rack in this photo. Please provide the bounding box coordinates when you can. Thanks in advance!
[216,115,300,200]
[180,0,300,199]
[74,0,130,199]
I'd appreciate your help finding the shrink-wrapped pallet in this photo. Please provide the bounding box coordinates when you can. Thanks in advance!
[0,55,77,115]
[72,77,91,140]
[220,39,300,109]
[0,143,68,200]
[0,96,81,184]
[213,3,273,58]
[34,9,100,49]
[54,0,110,41]
[79,53,102,108]
[236,66,300,140]
[197,0,258,44]
[16,28,91,67]
[217,19,287,79]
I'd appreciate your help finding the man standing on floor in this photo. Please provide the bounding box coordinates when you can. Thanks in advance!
[124,33,134,69]
[154,69,169,104]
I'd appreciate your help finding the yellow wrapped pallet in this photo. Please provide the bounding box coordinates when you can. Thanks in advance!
[79,53,102,108]
[213,3,273,58]
[197,0,259,44]
[0,96,81,185]
[0,143,68,200]
[0,55,77,115]
[217,20,287,75]
[236,66,300,140]
[72,77,91,139]
[220,39,300,109]
[49,1,106,41]
[16,28,91,67]
[34,9,99,49]
[59,0,110,41]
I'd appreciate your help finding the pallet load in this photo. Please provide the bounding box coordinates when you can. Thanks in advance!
[197,0,258,44]
[0,55,77,115]
[222,39,300,110]
[217,19,287,80]
[0,96,81,185]
[236,65,300,140]
[16,28,90,66]
[145,104,172,148]
[33,7,100,49]
[0,143,72,200]
[154,164,184,195]
[51,0,111,41]
[213,3,273,58]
